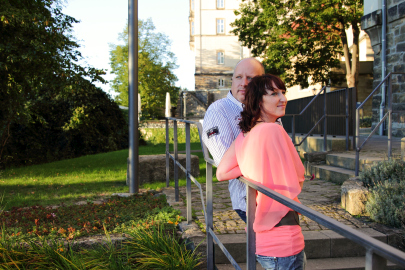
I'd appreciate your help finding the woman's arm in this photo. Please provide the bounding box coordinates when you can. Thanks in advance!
[216,140,242,181]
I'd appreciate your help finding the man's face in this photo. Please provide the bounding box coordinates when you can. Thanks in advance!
[231,59,264,103]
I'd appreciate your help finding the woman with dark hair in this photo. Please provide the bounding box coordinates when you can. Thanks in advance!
[216,74,306,270]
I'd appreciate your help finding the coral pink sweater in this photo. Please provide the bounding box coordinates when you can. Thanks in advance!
[234,123,305,257]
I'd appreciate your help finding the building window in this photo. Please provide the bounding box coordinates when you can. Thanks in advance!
[217,51,224,64]
[191,21,194,35]
[218,79,225,88]
[216,19,224,34]
[217,0,224,9]
[191,0,194,11]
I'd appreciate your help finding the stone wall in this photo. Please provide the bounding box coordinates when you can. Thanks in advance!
[195,74,233,90]
[176,89,229,119]
[361,1,405,136]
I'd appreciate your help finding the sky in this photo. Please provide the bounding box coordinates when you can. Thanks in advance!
[62,0,195,96]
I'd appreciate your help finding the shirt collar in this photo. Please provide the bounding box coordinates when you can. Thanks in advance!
[227,90,244,110]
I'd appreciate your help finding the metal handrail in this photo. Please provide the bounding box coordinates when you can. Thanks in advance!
[285,86,354,151]
[239,176,405,270]
[165,117,405,270]
[285,86,328,150]
[354,72,405,175]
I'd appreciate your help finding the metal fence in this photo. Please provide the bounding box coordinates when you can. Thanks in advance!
[165,117,405,270]
[283,87,356,151]
[355,72,405,175]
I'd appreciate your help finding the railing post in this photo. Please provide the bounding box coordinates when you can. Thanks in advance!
[355,108,360,176]
[352,87,357,150]
[173,120,179,202]
[345,88,349,151]
[292,115,296,145]
[206,161,214,270]
[366,250,387,270]
[166,118,170,187]
[246,185,256,270]
[388,75,392,158]
[323,87,327,152]
[186,123,192,224]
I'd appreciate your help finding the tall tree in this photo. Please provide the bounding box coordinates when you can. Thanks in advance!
[0,0,116,166]
[109,19,179,119]
[231,0,363,89]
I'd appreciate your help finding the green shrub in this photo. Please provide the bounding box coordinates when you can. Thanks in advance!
[359,159,405,188]
[366,180,405,229]
[141,127,201,145]
[359,116,372,128]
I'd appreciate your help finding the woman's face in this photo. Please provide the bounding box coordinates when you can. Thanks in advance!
[259,86,287,123]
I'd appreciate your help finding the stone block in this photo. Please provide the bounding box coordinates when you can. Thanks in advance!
[402,137,405,161]
[304,151,328,162]
[341,179,369,216]
[126,154,200,186]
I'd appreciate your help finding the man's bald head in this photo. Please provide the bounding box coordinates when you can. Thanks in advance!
[231,58,265,103]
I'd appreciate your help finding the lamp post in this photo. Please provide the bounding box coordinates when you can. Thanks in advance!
[128,0,139,194]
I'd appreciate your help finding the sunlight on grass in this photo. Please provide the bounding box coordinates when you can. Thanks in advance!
[1,137,217,210]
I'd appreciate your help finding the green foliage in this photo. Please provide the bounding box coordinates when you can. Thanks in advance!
[0,224,201,269]
[109,19,180,119]
[0,0,113,166]
[360,116,372,128]
[1,85,128,168]
[141,127,201,145]
[122,225,202,269]
[366,180,405,229]
[359,159,405,188]
[231,0,363,88]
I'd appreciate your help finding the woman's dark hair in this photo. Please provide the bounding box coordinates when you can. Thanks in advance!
[239,74,286,133]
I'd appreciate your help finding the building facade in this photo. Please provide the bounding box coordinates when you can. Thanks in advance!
[189,0,252,91]
[361,0,405,136]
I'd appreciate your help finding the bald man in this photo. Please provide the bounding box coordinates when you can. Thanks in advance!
[202,58,265,222]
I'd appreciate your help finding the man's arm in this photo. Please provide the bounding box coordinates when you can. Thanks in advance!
[202,105,237,166]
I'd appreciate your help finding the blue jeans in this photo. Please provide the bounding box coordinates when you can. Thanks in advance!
[256,250,306,270]
[235,209,246,223]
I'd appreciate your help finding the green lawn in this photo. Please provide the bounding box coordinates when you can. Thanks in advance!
[0,141,217,211]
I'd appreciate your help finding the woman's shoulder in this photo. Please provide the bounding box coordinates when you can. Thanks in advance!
[254,122,284,133]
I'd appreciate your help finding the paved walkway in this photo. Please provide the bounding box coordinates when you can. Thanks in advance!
[164,177,370,235]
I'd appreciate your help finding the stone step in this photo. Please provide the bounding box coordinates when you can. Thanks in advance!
[216,257,404,270]
[305,257,404,270]
[326,153,385,171]
[308,164,356,184]
[196,228,388,265]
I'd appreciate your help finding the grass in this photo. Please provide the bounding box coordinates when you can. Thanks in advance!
[1,140,216,211]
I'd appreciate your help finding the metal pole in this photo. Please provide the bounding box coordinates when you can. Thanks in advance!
[206,161,214,270]
[246,185,256,270]
[365,250,387,270]
[292,115,296,145]
[166,118,170,187]
[387,76,392,158]
[186,123,192,224]
[355,107,360,176]
[324,88,327,151]
[174,120,179,201]
[128,0,138,194]
[345,88,349,151]
[380,0,387,136]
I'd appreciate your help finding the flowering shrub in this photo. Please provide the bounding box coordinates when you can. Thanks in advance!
[0,192,181,242]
